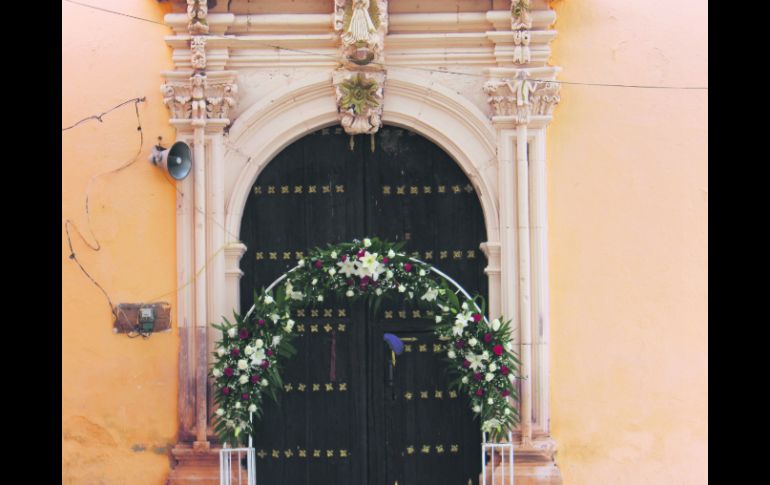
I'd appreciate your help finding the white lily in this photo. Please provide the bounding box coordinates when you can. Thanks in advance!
[337,259,358,278]
[466,353,485,371]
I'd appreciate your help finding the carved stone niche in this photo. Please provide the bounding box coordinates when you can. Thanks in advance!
[333,70,385,136]
[334,0,388,67]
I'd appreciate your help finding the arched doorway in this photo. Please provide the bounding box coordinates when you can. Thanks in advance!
[238,125,487,485]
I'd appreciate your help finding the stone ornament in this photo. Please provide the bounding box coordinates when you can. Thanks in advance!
[512,30,531,65]
[511,0,533,31]
[484,72,560,124]
[333,71,385,135]
[161,74,238,121]
[190,36,207,70]
[334,0,388,66]
[187,0,209,34]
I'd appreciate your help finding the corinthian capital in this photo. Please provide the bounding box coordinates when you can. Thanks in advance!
[484,70,560,125]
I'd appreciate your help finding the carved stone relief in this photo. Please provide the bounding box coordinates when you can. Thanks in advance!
[333,71,385,135]
[161,73,238,121]
[187,0,209,34]
[484,72,560,124]
[511,0,532,65]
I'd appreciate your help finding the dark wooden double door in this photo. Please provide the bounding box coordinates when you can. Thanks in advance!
[239,126,487,485]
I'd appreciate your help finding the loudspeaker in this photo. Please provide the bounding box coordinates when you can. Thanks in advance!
[149,141,192,180]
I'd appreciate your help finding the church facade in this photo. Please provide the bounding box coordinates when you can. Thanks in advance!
[62,1,708,484]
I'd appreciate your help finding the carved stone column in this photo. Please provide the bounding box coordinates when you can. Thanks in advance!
[484,66,562,484]
[162,7,240,482]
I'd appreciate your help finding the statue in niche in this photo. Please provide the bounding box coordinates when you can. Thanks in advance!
[344,0,377,46]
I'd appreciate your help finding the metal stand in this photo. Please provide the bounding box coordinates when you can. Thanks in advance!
[219,413,257,485]
[482,432,514,485]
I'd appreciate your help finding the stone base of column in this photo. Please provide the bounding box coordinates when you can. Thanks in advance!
[481,437,563,485]
[168,442,244,485]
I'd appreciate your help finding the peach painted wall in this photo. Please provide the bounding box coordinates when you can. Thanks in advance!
[547,0,708,484]
[62,1,178,484]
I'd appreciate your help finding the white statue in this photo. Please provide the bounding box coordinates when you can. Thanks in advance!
[344,0,377,45]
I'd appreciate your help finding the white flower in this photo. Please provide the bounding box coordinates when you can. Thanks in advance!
[244,345,254,356]
[398,284,406,293]
[284,320,295,332]
[506,342,514,351]
[239,374,249,384]
[508,374,516,383]
[504,408,511,415]
[359,252,382,279]
[255,339,264,349]
[461,302,469,311]
[466,353,485,371]
[375,288,383,296]
[488,363,497,372]
[252,349,266,363]
[248,404,258,413]
[261,378,269,387]
[419,269,426,277]
[346,290,355,297]
[217,347,226,357]
[491,319,501,332]
[212,368,222,377]
[487,397,494,405]
[216,408,225,416]
[330,251,338,259]
[472,405,481,413]
[235,402,241,409]
[317,295,324,302]
[272,335,282,347]
[328,268,337,276]
[482,419,502,433]
[421,287,439,302]
[337,259,358,278]
[237,359,248,370]
[408,291,414,299]
[461,376,469,384]
[447,350,456,359]
[468,338,478,347]
[481,351,490,361]
[270,313,280,323]
[387,249,396,258]
[227,327,237,338]
[264,295,274,305]
[298,259,305,267]
[386,270,394,279]
[312,278,318,286]
[363,238,372,247]
[485,373,494,382]
[435,316,442,323]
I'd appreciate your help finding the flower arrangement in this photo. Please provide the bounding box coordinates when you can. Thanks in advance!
[210,237,520,445]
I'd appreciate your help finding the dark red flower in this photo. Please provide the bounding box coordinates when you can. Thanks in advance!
[239,328,249,340]
[357,249,366,259]
[314,260,323,269]
[231,348,240,357]
[266,349,274,357]
[241,393,250,400]
[473,372,482,381]
[250,375,260,384]
[258,319,265,327]
[382,257,389,265]
[462,359,471,368]
[473,313,482,322]
[404,263,412,272]
[483,333,493,343]
[500,365,510,376]
[221,387,231,395]
[261,360,269,369]
[224,367,234,377]
[455,340,465,349]
[475,388,484,396]
[341,254,347,262]
[501,390,510,397]
[347,279,355,286]
[493,345,504,356]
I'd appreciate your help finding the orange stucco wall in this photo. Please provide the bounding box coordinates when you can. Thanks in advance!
[62,2,178,483]
[547,0,707,483]
[62,1,707,484]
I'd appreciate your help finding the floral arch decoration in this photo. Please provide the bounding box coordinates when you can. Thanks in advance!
[211,238,521,445]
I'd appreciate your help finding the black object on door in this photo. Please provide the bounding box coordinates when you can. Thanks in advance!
[239,126,487,485]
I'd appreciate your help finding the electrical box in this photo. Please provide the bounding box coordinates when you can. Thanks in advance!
[113,303,171,334]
